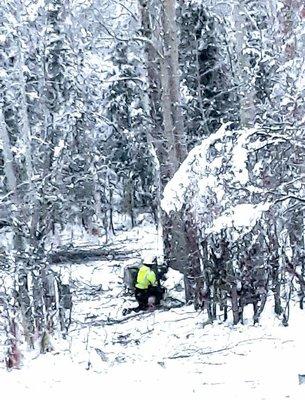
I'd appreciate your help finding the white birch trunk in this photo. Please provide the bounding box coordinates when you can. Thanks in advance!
[0,108,17,192]
[233,3,256,126]
[161,0,187,164]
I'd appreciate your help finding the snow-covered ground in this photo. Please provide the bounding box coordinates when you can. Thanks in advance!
[1,223,305,400]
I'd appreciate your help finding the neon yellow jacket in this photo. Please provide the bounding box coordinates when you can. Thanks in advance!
[135,265,157,289]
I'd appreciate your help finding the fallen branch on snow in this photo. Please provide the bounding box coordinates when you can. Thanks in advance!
[168,337,278,359]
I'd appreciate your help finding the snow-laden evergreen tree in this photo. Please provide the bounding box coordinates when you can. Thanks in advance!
[103,41,156,225]
[179,1,235,147]
[0,0,47,356]
[0,0,104,359]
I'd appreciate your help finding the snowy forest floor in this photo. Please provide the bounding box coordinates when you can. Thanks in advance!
[1,222,305,399]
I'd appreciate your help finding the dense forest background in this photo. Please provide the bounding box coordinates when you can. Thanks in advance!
[1,0,305,368]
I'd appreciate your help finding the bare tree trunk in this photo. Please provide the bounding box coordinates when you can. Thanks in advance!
[139,0,202,301]
[0,107,35,347]
[109,188,115,234]
[0,108,17,191]
[15,10,59,340]
[161,0,187,162]
[5,315,21,370]
[231,286,241,325]
[273,264,283,315]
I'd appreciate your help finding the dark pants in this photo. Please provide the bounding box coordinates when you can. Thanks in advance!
[134,288,149,311]
[123,286,165,316]
[147,285,164,306]
[135,286,165,310]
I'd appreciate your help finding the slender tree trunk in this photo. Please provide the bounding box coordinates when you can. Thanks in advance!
[109,187,115,235]
[233,3,256,126]
[273,264,283,315]
[161,0,187,163]
[231,286,241,325]
[0,107,35,346]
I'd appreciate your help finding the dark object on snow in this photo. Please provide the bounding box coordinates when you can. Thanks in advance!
[124,266,139,292]
[135,285,165,309]
[0,220,10,229]
[57,282,72,338]
[298,374,305,385]
[122,285,166,316]
[50,247,138,264]
[122,292,184,316]
[59,284,72,309]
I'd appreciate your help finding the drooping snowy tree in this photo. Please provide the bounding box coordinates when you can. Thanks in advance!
[179,1,235,147]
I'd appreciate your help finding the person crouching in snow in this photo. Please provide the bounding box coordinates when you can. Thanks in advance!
[136,256,165,309]
[122,256,165,315]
